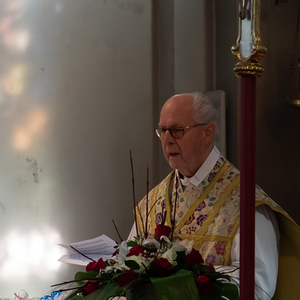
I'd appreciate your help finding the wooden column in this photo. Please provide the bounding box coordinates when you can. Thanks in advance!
[240,75,256,299]
[231,0,266,299]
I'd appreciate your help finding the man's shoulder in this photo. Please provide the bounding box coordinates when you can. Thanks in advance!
[138,170,175,204]
[254,185,287,216]
[152,170,176,189]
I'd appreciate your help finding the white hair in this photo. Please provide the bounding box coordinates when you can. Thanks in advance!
[192,92,217,124]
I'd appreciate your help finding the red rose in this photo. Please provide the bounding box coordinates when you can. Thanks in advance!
[207,263,215,270]
[86,258,106,272]
[126,245,146,257]
[82,280,99,296]
[197,275,214,296]
[118,268,138,287]
[154,224,172,239]
[185,248,204,265]
[153,257,173,277]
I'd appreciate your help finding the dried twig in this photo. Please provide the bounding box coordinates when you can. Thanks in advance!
[130,150,140,237]
[70,245,96,262]
[112,219,123,243]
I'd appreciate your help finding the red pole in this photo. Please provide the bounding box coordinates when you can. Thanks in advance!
[240,75,256,300]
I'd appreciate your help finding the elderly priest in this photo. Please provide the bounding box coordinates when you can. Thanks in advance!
[129,92,300,300]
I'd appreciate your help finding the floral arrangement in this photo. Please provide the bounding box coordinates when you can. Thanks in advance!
[52,153,239,300]
[53,228,238,300]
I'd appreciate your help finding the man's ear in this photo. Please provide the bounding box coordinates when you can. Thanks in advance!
[204,123,215,143]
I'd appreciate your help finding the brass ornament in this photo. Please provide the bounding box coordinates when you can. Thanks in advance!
[231,0,267,77]
[288,99,300,108]
[233,61,264,77]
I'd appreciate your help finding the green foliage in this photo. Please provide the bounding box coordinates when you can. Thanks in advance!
[66,295,83,300]
[60,237,239,300]
[127,240,138,247]
[65,289,82,300]
[75,271,98,281]
[125,260,141,270]
[175,250,186,265]
[83,282,124,300]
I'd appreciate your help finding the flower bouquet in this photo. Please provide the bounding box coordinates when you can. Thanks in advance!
[52,154,239,300]
[53,227,238,300]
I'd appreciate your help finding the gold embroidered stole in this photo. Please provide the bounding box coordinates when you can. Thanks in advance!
[136,155,300,289]
[136,156,241,265]
[136,156,300,298]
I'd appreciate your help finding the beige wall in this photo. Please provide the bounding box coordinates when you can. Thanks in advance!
[0,0,153,297]
[174,1,215,93]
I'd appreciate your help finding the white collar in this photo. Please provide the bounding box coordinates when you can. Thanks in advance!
[177,146,220,187]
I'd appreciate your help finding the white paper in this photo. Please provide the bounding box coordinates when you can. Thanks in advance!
[58,254,114,266]
[58,234,117,266]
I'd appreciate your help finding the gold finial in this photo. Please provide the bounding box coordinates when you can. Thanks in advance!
[231,0,267,77]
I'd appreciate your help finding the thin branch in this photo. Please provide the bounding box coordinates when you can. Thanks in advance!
[51,279,85,287]
[70,245,96,262]
[148,198,159,215]
[136,205,145,236]
[145,166,149,239]
[112,219,123,243]
[159,210,167,249]
[130,150,139,237]
[161,199,165,229]
[171,175,179,241]
[52,287,80,293]
[162,210,167,227]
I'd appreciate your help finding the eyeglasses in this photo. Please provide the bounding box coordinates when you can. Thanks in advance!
[154,123,208,139]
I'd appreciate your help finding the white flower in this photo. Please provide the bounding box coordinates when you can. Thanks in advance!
[161,247,177,266]
[160,235,171,244]
[143,238,160,249]
[178,239,195,254]
[173,243,187,253]
[119,241,129,259]
[125,254,152,273]
[105,254,130,272]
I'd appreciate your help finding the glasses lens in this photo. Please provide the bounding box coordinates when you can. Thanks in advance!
[170,127,184,138]
[155,128,162,138]
[155,127,185,139]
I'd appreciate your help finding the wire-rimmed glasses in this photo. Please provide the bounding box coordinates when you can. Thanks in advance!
[154,123,207,139]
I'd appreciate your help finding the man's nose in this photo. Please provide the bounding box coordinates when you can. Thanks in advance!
[163,129,176,143]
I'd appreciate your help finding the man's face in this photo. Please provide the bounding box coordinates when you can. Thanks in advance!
[159,94,214,178]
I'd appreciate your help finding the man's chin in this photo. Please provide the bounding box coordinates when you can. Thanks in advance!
[168,157,182,171]
[168,153,181,160]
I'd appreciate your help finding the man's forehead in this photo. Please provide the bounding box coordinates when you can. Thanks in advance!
[159,102,194,126]
[164,94,193,107]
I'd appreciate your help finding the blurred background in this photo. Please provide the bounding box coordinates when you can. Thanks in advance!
[0,0,299,297]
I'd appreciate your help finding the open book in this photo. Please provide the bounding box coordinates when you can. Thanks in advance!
[58,234,117,266]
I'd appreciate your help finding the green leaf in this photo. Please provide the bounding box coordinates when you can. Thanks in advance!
[84,282,124,300]
[65,289,82,300]
[209,281,239,300]
[66,295,83,300]
[175,251,186,265]
[125,260,140,270]
[150,269,200,300]
[75,271,98,281]
[127,241,138,247]
[220,283,239,300]
[130,284,147,300]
